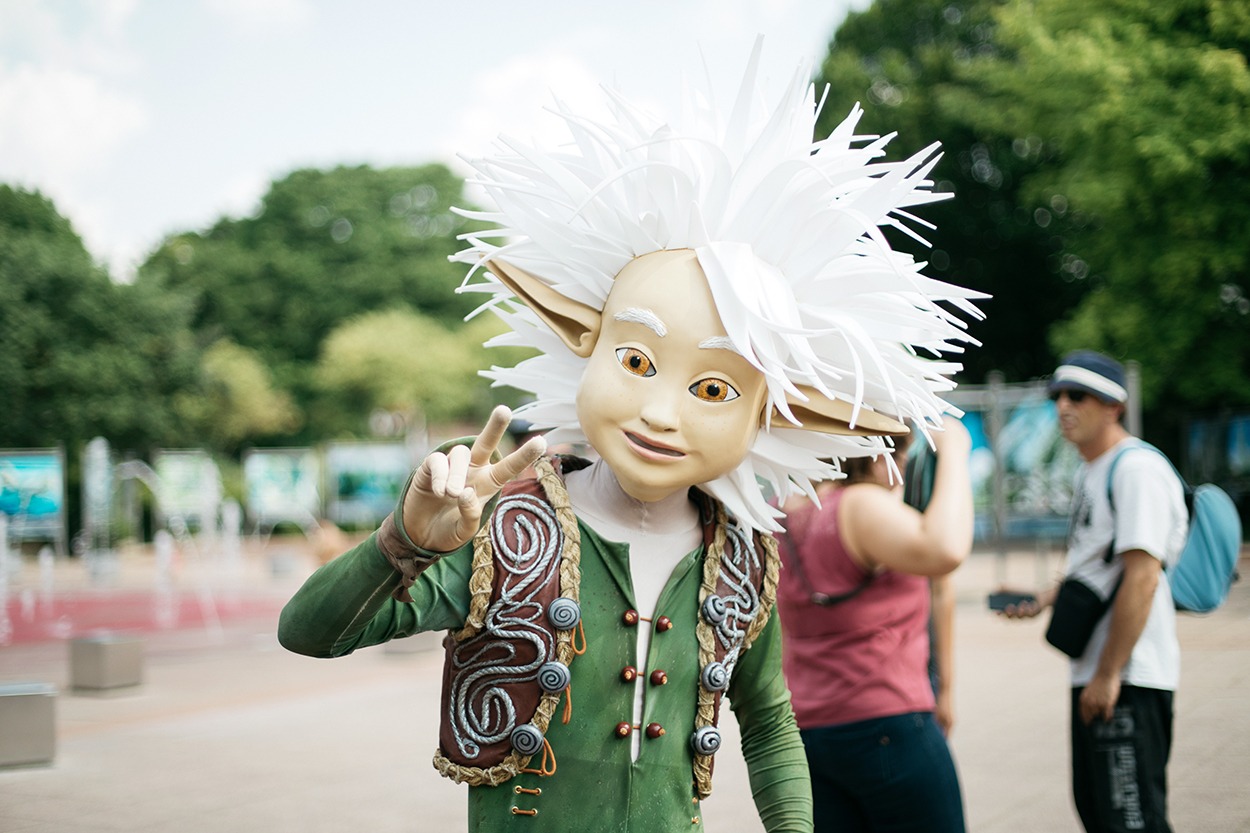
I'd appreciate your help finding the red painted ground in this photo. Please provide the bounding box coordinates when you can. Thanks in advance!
[1,589,285,645]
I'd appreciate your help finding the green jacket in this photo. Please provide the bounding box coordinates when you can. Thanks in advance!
[278,476,812,833]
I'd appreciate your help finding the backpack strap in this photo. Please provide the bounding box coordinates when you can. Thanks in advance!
[1102,441,1191,566]
[774,502,873,607]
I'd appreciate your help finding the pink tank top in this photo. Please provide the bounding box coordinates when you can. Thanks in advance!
[775,489,935,729]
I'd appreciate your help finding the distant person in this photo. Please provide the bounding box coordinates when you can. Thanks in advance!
[775,416,973,832]
[903,439,958,736]
[999,350,1186,833]
[928,573,957,734]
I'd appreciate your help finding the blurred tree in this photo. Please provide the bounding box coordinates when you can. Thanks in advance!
[816,0,1092,383]
[172,340,301,456]
[313,307,481,434]
[136,163,484,440]
[948,0,1250,419]
[0,185,202,454]
[311,308,534,439]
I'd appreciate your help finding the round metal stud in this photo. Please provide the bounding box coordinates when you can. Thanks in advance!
[690,726,722,756]
[536,661,571,693]
[700,661,729,692]
[511,723,545,756]
[701,595,727,625]
[548,598,581,630]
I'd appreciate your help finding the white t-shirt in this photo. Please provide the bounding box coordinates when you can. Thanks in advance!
[1065,438,1188,690]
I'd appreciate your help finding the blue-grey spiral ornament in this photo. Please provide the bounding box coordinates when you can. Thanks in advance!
[511,723,545,757]
[700,661,729,692]
[701,594,727,625]
[536,661,571,693]
[690,726,722,756]
[548,597,581,630]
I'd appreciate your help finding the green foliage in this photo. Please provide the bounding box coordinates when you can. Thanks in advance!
[816,0,1092,383]
[136,163,494,442]
[0,185,202,454]
[313,308,480,430]
[136,163,476,363]
[173,340,301,455]
[953,0,1250,412]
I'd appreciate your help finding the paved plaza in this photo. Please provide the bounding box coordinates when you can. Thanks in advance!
[1,537,1247,832]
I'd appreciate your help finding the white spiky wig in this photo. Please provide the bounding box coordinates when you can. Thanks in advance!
[451,40,983,531]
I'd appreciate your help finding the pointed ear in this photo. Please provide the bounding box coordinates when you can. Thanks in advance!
[768,385,909,436]
[486,259,601,358]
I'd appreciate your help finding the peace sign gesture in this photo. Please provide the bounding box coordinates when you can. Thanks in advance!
[399,406,547,553]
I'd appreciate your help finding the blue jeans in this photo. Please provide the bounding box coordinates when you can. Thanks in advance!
[800,712,966,833]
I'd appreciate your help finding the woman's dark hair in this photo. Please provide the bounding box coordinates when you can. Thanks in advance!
[841,433,913,485]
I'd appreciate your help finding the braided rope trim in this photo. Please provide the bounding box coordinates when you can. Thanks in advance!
[432,457,583,787]
[691,505,780,799]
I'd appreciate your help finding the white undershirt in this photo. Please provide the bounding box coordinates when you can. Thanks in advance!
[564,459,702,759]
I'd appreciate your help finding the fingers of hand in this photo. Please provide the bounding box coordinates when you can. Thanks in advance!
[455,486,481,539]
[489,435,548,488]
[445,444,471,496]
[469,405,514,468]
[416,452,450,497]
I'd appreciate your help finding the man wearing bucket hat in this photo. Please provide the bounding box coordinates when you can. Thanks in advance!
[1002,350,1186,833]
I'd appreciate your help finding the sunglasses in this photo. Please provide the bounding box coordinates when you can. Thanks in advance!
[1048,389,1088,404]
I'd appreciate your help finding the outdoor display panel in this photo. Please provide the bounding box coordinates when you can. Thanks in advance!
[152,450,222,531]
[949,389,1081,546]
[242,448,321,531]
[0,448,66,546]
[323,442,413,528]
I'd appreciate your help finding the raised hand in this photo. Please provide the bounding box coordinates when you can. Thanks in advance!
[400,405,547,553]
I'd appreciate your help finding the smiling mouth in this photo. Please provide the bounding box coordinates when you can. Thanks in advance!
[625,432,685,458]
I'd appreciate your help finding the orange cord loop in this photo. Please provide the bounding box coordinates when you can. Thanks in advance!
[520,737,557,777]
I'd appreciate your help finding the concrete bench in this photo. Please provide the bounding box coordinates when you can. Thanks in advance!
[70,633,144,691]
[0,683,57,767]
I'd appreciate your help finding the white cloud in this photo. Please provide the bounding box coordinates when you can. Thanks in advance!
[441,49,609,187]
[203,0,313,34]
[0,63,148,178]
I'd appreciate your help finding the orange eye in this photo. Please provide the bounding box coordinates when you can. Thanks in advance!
[689,378,739,402]
[616,347,656,377]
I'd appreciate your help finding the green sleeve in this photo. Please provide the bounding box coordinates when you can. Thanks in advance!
[728,613,813,833]
[277,531,473,658]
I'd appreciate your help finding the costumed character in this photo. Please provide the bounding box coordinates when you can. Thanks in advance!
[278,39,983,833]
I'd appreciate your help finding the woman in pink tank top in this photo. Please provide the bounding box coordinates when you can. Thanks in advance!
[775,417,974,833]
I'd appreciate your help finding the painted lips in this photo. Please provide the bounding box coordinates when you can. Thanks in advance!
[625,431,685,458]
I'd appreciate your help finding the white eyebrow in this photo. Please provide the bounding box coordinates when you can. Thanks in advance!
[699,336,740,353]
[615,307,667,337]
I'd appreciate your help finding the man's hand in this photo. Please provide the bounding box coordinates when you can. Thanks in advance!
[1079,672,1121,725]
[998,585,1057,619]
[400,405,546,553]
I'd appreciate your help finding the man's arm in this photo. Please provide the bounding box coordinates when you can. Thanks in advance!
[1078,549,1160,724]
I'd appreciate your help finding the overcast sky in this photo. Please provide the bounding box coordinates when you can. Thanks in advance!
[0,0,871,279]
